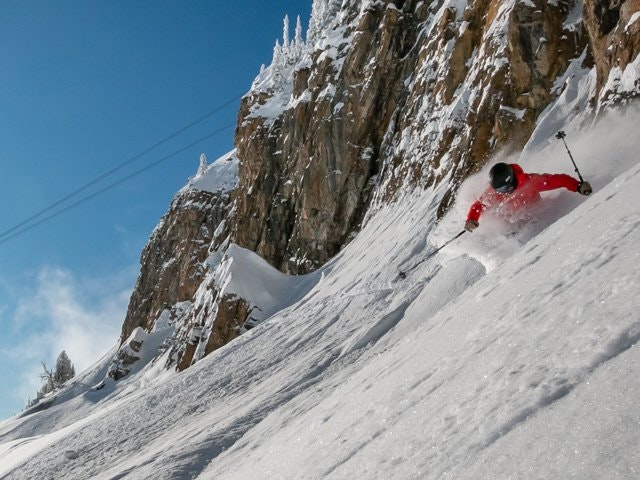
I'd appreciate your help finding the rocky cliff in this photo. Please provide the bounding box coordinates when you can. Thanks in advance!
[117,152,237,353]
[115,0,639,375]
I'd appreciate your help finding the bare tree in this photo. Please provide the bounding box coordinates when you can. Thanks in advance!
[39,361,55,395]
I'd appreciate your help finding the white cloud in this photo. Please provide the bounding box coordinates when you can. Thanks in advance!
[4,265,133,408]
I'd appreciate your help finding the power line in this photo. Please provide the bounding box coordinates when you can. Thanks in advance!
[0,94,242,242]
[0,123,236,245]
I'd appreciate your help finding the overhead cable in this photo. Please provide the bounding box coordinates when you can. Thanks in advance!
[0,94,242,242]
[0,123,236,245]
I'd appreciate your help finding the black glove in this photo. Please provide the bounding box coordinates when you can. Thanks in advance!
[578,181,592,196]
[465,220,479,232]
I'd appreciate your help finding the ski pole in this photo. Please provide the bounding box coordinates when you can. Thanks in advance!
[398,230,466,279]
[555,131,584,183]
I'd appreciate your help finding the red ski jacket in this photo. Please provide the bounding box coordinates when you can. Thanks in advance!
[466,163,580,222]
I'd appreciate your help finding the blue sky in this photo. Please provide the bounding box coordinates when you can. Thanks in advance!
[0,0,312,420]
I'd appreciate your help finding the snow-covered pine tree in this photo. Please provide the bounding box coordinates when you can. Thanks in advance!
[53,350,75,385]
[282,15,290,55]
[294,16,304,59]
[272,39,285,89]
[307,0,342,45]
[197,153,208,177]
[307,1,323,45]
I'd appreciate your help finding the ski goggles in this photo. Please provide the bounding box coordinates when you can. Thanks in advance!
[494,183,516,193]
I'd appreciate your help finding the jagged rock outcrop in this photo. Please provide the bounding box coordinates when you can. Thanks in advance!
[584,0,640,103]
[119,152,237,342]
[108,328,146,380]
[174,292,251,372]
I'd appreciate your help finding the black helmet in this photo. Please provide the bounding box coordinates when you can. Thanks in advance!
[489,163,517,193]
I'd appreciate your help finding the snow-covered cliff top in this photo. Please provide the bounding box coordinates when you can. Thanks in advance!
[182,149,238,194]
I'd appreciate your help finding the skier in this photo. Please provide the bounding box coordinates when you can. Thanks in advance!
[465,162,592,232]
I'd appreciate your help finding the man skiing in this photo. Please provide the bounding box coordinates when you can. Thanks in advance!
[465,162,592,232]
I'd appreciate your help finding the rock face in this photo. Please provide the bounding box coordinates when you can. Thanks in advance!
[119,152,237,343]
[173,293,251,372]
[108,328,146,380]
[115,0,639,373]
[234,5,385,273]
[584,0,640,103]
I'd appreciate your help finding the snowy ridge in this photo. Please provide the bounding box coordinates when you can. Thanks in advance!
[210,244,319,322]
[1,108,639,479]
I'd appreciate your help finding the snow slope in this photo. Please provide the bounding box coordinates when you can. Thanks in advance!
[0,108,639,478]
